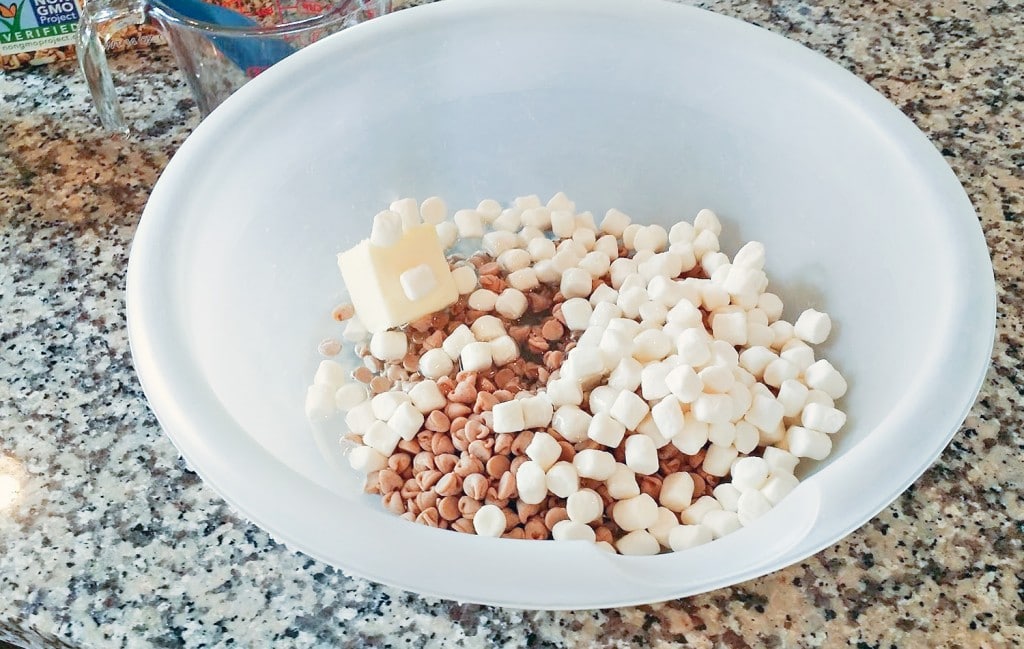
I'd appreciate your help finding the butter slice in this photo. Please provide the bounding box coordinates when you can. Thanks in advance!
[337,224,458,333]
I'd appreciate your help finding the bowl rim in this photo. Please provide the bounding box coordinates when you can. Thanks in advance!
[126,0,996,608]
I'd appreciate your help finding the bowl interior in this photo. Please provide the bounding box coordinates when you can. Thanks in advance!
[130,0,993,607]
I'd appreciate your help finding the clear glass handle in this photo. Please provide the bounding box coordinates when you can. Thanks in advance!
[77,0,147,135]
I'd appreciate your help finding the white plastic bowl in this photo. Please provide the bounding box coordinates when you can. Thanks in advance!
[127,0,994,608]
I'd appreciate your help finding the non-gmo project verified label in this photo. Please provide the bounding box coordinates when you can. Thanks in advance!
[0,0,80,55]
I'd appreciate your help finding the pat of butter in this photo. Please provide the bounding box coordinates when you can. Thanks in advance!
[337,224,458,333]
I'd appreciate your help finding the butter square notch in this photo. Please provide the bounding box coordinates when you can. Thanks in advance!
[337,224,458,333]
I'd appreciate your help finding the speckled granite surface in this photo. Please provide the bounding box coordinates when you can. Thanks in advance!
[1,0,1021,647]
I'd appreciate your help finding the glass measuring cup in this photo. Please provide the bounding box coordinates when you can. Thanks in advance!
[78,0,389,134]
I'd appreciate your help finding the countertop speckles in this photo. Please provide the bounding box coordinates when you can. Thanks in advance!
[1,1,1022,647]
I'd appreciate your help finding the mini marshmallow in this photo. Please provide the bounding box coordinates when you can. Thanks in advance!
[521,206,552,231]
[639,301,669,327]
[551,519,597,542]
[313,360,347,389]
[567,489,604,524]
[344,401,376,433]
[606,463,641,499]
[609,390,650,430]
[633,224,669,252]
[609,257,638,289]
[551,248,582,274]
[780,340,816,372]
[711,309,748,346]
[560,297,593,331]
[594,234,620,259]
[702,443,739,477]
[573,223,597,248]
[601,208,631,236]
[370,391,410,420]
[613,493,659,532]
[498,248,532,272]
[590,301,623,327]
[636,414,671,448]
[665,365,702,403]
[520,394,553,430]
[348,445,388,474]
[419,347,454,379]
[546,378,584,407]
[490,335,520,367]
[560,267,593,299]
[804,360,848,399]
[389,198,420,230]
[759,422,787,446]
[680,495,722,525]
[670,242,698,272]
[369,331,407,362]
[398,263,437,301]
[507,268,540,292]
[551,210,576,238]
[733,420,760,454]
[650,396,684,440]
[672,415,709,454]
[712,483,742,512]
[363,420,400,456]
[551,405,592,443]
[453,209,484,238]
[804,389,836,410]
[578,251,610,278]
[545,461,580,498]
[492,399,525,433]
[794,308,832,344]
[516,460,548,505]
[588,411,627,447]
[739,346,778,379]
[757,292,784,322]
[786,425,832,460]
[801,402,847,434]
[647,275,684,307]
[305,385,336,420]
[617,530,661,556]
[737,489,773,526]
[708,421,735,447]
[546,191,575,211]
[470,315,505,342]
[451,265,478,295]
[588,385,618,413]
[640,362,672,400]
[335,383,369,410]
[777,379,809,417]
[702,510,741,539]
[769,320,795,350]
[676,328,712,367]
[525,431,562,470]
[515,195,542,209]
[762,357,799,388]
[692,229,721,258]
[482,230,519,258]
[617,286,647,319]
[745,394,785,433]
[693,208,722,235]
[660,472,695,512]
[669,524,713,551]
[434,221,458,249]
[608,358,643,393]
[761,472,800,504]
[492,209,523,233]
[722,265,765,299]
[527,236,556,261]
[467,288,498,311]
[460,341,493,372]
[388,402,425,441]
[692,393,733,425]
[476,198,502,219]
[633,328,673,363]
[669,220,695,244]
[419,196,447,224]
[625,434,659,475]
[763,447,800,475]
[408,380,446,414]
[473,504,506,537]
[732,240,766,269]
[649,506,682,547]
[370,210,403,247]
[731,456,770,491]
[639,252,684,280]
[342,315,368,343]
[494,288,528,320]
[698,365,735,394]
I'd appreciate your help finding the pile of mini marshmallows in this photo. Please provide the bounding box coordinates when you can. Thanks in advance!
[306,192,847,554]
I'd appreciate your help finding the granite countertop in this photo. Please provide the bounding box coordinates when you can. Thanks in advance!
[1,0,1022,647]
